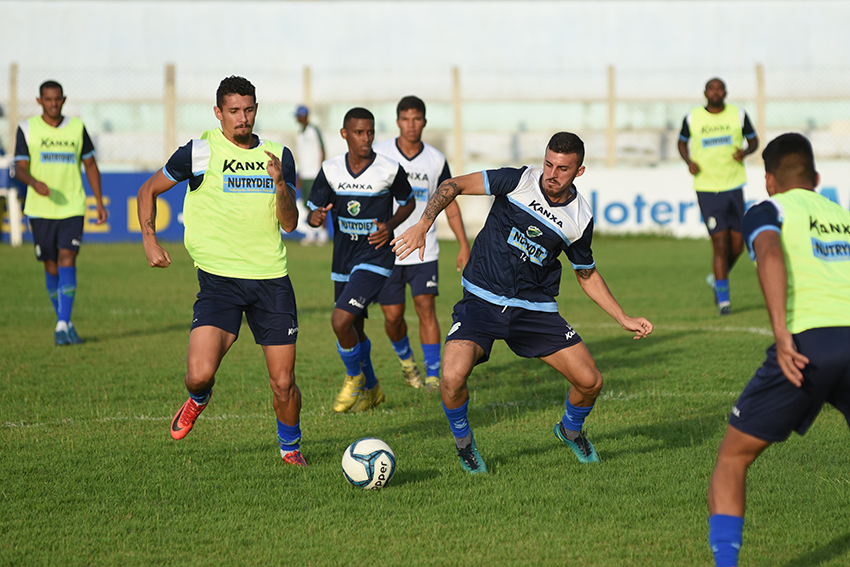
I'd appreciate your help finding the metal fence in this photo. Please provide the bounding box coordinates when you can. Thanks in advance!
[3,63,850,174]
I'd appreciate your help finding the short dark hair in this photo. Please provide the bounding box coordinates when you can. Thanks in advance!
[705,77,726,91]
[397,96,426,119]
[216,76,256,109]
[547,132,585,165]
[39,80,63,97]
[343,107,375,128]
[763,133,817,187]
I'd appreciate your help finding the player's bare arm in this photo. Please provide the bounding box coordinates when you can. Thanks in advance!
[369,200,415,249]
[574,267,653,339]
[445,200,470,271]
[265,150,298,232]
[14,160,51,196]
[677,139,700,175]
[392,172,485,261]
[83,156,108,225]
[137,169,177,268]
[752,230,809,386]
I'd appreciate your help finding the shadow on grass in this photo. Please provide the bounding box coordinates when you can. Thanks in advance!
[782,532,850,567]
[81,322,190,343]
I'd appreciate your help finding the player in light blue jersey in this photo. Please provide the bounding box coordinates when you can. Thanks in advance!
[307,107,415,413]
[393,132,653,474]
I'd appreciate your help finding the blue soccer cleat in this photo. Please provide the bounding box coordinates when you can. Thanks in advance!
[456,432,488,474]
[554,423,600,464]
[55,328,70,346]
[67,324,84,344]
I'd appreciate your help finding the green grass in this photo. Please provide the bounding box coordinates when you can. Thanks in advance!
[2,236,849,566]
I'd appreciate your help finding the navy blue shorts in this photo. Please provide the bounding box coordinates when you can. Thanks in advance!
[377,261,439,305]
[193,269,298,346]
[333,269,389,318]
[729,327,850,442]
[696,188,744,235]
[29,216,84,262]
[446,291,582,364]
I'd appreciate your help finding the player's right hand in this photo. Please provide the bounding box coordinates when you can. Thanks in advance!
[310,204,332,227]
[144,242,172,268]
[687,162,700,175]
[33,181,51,196]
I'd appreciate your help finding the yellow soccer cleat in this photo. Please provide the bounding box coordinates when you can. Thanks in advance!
[350,381,386,413]
[400,357,424,389]
[333,372,366,413]
[424,375,440,393]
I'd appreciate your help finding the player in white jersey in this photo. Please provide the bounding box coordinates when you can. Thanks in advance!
[374,96,470,392]
[307,107,414,413]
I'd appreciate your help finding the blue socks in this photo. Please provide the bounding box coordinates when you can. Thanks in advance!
[709,514,743,567]
[57,266,76,324]
[562,400,594,432]
[359,338,378,389]
[337,341,362,377]
[422,342,441,378]
[45,271,60,317]
[277,420,301,453]
[390,336,413,360]
[188,387,211,405]
[715,278,730,304]
[443,400,470,439]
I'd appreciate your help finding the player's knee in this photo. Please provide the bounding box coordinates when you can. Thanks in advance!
[269,373,297,400]
[185,365,215,391]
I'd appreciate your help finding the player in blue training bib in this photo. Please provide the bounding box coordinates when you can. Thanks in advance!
[307,107,414,414]
[392,132,653,474]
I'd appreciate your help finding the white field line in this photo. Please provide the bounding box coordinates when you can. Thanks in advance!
[584,321,772,337]
[5,391,738,430]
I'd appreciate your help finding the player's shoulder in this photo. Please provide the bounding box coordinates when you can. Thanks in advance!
[373,151,402,171]
[372,138,396,154]
[420,141,447,162]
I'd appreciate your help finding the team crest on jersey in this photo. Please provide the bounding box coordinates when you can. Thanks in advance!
[527,226,543,238]
[347,200,361,216]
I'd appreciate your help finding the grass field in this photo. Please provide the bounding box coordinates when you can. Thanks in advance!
[2,236,849,567]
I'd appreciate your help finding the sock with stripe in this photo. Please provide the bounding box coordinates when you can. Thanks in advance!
[562,400,594,435]
[709,514,743,567]
[337,341,363,377]
[277,420,301,453]
[359,338,378,389]
[57,266,76,324]
[45,271,59,317]
[422,342,441,378]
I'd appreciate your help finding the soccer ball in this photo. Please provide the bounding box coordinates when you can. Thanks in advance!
[341,437,396,489]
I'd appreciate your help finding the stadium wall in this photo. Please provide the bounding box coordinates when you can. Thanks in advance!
[5,163,850,243]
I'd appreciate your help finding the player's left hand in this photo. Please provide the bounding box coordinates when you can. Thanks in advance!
[733,148,746,162]
[265,150,284,184]
[456,244,470,272]
[392,224,428,261]
[622,316,653,340]
[95,203,108,225]
[369,220,390,249]
[775,328,809,387]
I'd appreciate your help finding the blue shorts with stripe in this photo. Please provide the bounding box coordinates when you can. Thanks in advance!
[193,269,298,346]
[446,291,582,364]
[729,326,850,442]
[696,188,744,235]
[377,260,439,305]
[29,216,84,262]
[333,269,389,318]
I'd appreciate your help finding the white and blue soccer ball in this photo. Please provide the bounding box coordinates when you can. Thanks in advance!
[341,437,396,489]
